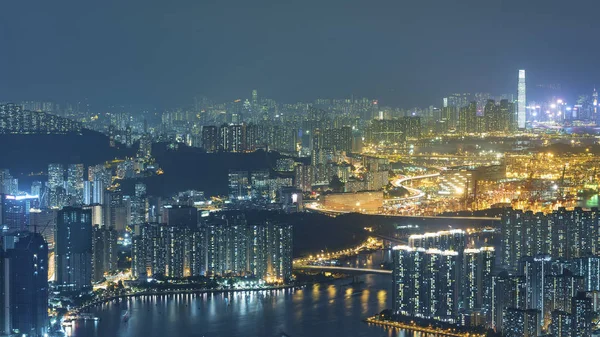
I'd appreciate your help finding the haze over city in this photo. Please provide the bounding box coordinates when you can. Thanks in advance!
[3,1,600,337]
[3,0,600,107]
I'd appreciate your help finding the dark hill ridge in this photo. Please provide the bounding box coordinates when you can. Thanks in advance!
[1,130,288,197]
[129,144,282,197]
[0,129,135,174]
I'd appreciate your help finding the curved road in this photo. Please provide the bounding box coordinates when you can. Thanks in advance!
[388,172,440,201]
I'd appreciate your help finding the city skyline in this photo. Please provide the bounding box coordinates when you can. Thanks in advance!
[4,1,600,336]
[3,1,600,108]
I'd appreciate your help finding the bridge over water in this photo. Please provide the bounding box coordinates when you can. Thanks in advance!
[293,265,392,275]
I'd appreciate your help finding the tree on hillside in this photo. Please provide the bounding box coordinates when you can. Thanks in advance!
[329,175,345,193]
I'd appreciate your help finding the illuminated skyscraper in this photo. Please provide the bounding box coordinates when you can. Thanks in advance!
[67,164,84,205]
[593,87,598,117]
[48,163,65,208]
[47,164,64,190]
[518,70,527,129]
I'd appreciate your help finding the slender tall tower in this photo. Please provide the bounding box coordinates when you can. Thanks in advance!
[518,70,527,129]
[593,87,598,115]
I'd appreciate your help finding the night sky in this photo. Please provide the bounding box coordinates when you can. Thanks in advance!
[1,0,599,108]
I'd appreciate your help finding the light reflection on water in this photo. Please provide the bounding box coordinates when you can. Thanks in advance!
[74,251,439,337]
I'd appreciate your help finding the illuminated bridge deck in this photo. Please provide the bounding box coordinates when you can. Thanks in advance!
[293,265,392,275]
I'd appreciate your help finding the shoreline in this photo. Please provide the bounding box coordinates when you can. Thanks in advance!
[75,284,299,312]
[74,275,364,314]
[363,316,486,337]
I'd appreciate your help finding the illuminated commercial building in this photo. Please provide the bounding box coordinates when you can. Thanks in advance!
[518,70,526,129]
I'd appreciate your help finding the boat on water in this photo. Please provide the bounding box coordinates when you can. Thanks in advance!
[122,310,130,322]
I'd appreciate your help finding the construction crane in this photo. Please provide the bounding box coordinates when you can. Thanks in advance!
[559,164,567,200]
[26,219,53,251]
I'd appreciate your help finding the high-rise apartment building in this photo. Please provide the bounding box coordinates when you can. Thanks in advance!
[502,308,539,337]
[131,214,293,283]
[201,125,219,152]
[408,229,467,251]
[550,310,572,337]
[92,225,118,282]
[67,164,84,205]
[392,246,460,323]
[571,292,592,337]
[502,207,600,271]
[55,207,93,291]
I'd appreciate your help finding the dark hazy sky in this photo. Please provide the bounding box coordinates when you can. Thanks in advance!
[1,0,599,108]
